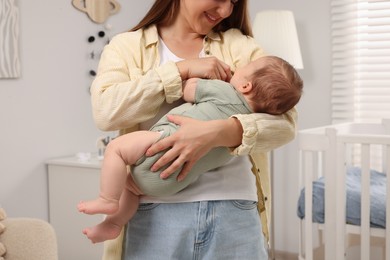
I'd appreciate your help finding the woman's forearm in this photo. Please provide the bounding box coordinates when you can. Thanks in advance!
[209,118,243,148]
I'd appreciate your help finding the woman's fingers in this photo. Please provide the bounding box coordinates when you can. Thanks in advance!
[146,115,214,180]
[176,160,197,182]
[177,57,232,81]
[207,59,230,81]
[158,145,204,181]
[145,116,183,157]
[159,153,188,180]
[214,60,232,81]
[149,143,181,172]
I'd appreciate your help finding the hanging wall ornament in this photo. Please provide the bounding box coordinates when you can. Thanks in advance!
[86,25,112,93]
[72,0,121,24]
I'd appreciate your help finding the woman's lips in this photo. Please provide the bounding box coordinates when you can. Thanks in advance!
[204,12,220,24]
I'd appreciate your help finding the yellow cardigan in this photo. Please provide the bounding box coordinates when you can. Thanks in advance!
[90,25,297,260]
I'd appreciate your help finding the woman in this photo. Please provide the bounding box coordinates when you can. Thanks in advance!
[91,0,297,259]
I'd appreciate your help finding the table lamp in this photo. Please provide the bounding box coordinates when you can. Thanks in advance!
[253,10,303,69]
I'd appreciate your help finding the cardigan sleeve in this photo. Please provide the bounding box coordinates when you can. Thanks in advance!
[90,32,183,132]
[231,107,297,155]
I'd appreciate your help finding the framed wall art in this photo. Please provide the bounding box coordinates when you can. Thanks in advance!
[0,0,20,78]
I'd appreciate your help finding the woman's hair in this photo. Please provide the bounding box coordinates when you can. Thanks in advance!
[130,0,253,36]
[249,56,303,115]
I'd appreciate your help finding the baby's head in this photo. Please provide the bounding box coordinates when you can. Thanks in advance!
[231,56,303,115]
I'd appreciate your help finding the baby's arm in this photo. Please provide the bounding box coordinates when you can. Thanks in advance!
[182,78,199,103]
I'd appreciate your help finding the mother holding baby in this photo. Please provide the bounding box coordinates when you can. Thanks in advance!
[91,0,297,259]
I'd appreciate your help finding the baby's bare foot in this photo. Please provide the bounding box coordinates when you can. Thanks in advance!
[83,221,122,243]
[77,197,119,215]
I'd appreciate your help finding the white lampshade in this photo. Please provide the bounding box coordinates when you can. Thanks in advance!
[253,10,303,69]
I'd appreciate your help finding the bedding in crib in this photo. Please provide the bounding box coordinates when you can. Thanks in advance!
[297,166,386,228]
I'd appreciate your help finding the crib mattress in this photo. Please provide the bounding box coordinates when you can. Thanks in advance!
[297,166,386,228]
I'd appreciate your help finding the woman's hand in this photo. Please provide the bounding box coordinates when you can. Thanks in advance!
[145,115,243,181]
[177,57,232,82]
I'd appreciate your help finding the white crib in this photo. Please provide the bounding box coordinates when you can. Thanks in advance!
[298,119,390,260]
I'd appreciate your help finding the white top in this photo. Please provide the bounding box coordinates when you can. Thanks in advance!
[139,38,257,203]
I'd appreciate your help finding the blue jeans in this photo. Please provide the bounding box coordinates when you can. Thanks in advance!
[123,200,268,260]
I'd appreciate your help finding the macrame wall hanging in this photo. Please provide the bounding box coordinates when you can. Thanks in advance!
[0,0,20,78]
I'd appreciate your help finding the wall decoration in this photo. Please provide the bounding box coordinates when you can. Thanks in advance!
[72,0,121,24]
[86,24,112,93]
[87,29,110,77]
[0,0,20,78]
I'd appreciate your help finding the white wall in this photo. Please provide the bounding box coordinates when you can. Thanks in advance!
[0,0,154,218]
[0,0,331,255]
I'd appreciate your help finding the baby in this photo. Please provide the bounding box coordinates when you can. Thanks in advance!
[78,55,303,243]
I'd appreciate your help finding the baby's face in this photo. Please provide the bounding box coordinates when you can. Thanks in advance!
[230,57,266,90]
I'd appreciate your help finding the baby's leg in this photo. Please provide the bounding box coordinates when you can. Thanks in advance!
[82,177,140,243]
[78,131,162,215]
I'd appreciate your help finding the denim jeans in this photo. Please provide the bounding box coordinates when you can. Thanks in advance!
[124,200,268,260]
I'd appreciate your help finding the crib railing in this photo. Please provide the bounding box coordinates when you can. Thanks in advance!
[298,119,390,260]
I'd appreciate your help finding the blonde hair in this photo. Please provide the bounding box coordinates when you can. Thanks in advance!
[130,0,253,36]
[249,56,303,115]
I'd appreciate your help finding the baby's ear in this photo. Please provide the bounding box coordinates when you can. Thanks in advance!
[240,82,253,93]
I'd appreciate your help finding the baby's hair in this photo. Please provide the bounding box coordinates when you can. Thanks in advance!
[249,56,303,115]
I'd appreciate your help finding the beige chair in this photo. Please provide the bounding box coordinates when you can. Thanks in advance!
[0,208,58,260]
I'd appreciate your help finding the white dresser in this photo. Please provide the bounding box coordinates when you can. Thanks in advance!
[47,155,104,260]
